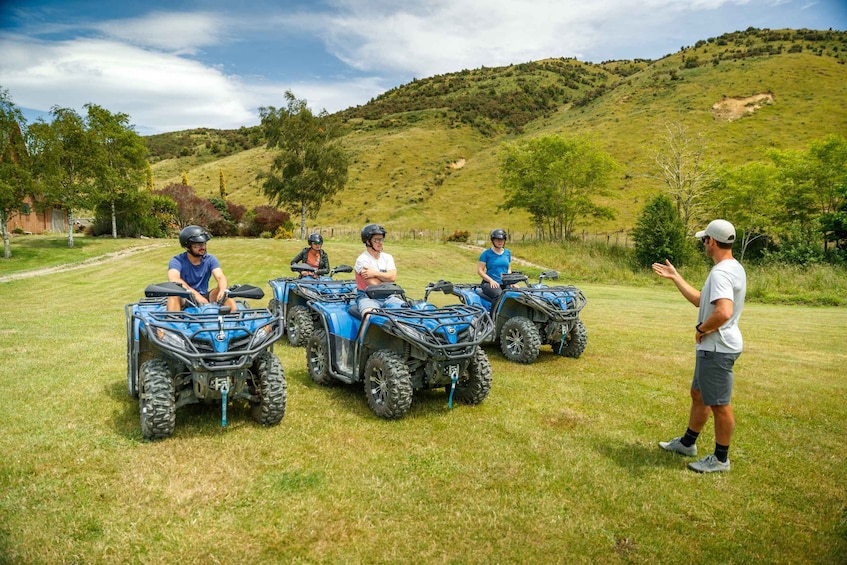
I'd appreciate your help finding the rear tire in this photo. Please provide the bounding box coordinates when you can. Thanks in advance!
[551,319,588,359]
[450,347,492,405]
[500,316,541,364]
[306,330,334,386]
[286,305,314,347]
[250,352,287,426]
[364,350,413,419]
[139,358,175,440]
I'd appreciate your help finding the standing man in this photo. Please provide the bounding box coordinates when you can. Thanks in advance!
[652,219,746,473]
[354,223,404,316]
[167,225,237,312]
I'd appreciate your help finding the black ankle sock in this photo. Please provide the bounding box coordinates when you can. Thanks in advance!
[681,428,699,447]
[714,443,729,463]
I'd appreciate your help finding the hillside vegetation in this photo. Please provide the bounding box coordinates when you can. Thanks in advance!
[147,28,847,236]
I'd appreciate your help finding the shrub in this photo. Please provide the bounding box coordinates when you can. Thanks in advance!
[446,230,470,243]
[632,194,693,268]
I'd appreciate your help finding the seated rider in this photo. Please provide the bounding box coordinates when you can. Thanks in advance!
[354,223,404,316]
[291,233,329,278]
[167,225,237,312]
[478,228,512,301]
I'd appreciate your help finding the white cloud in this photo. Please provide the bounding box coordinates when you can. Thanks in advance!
[0,34,256,132]
[93,11,227,53]
[1,0,842,133]
[318,0,765,75]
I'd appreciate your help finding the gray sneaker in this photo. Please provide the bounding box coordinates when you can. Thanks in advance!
[688,454,730,473]
[658,436,697,457]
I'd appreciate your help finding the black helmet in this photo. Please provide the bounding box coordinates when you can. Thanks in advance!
[179,225,211,248]
[361,223,387,243]
[490,228,507,242]
[307,233,323,245]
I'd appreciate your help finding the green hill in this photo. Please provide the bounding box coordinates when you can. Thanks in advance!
[147,28,847,237]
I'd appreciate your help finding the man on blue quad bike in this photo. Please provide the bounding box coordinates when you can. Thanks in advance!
[354,223,404,316]
[167,225,237,312]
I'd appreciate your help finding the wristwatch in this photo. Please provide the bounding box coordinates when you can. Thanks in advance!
[695,322,705,334]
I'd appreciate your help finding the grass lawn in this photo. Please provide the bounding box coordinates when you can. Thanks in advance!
[0,237,845,563]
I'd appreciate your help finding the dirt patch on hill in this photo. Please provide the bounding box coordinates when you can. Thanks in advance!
[0,242,170,283]
[712,93,774,121]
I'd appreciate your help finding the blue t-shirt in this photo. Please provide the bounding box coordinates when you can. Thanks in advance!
[479,248,511,285]
[168,252,221,294]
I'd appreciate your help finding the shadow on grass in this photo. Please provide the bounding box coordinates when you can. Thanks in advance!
[593,438,693,476]
[106,379,286,442]
[288,360,489,421]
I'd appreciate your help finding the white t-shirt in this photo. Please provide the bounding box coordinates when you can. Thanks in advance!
[697,258,746,354]
[354,250,396,291]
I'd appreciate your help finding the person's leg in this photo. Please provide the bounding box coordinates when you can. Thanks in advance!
[209,288,238,311]
[711,404,735,445]
[687,388,711,433]
[481,282,501,301]
[167,296,183,311]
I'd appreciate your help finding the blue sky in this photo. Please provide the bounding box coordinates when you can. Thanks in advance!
[1,0,845,135]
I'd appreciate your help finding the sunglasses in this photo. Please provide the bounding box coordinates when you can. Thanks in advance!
[371,237,384,243]
[701,235,711,244]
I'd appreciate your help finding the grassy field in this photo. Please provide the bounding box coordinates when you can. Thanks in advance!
[1,237,845,563]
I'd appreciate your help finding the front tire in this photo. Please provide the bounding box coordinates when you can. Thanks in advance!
[500,316,541,364]
[363,350,413,419]
[139,358,175,440]
[286,305,314,347]
[250,352,287,426]
[450,347,492,405]
[551,319,588,359]
[306,330,334,386]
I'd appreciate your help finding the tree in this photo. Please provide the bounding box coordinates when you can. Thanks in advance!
[259,91,349,239]
[632,194,691,268]
[145,161,153,192]
[499,135,616,241]
[0,89,33,259]
[650,121,715,233]
[153,183,222,231]
[767,134,847,254]
[219,169,227,200]
[713,161,779,262]
[27,106,96,248]
[85,103,147,238]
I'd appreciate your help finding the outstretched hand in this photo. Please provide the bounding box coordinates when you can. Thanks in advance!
[651,259,678,280]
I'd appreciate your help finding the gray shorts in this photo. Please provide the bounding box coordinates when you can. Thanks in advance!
[692,350,740,406]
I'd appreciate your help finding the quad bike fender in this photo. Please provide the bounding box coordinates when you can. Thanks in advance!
[311,301,360,341]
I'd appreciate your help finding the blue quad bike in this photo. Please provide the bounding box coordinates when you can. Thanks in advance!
[268,263,356,347]
[125,282,287,440]
[448,271,588,364]
[304,281,495,419]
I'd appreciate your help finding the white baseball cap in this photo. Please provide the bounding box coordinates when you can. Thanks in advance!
[695,219,736,244]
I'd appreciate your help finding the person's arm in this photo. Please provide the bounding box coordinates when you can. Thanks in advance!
[291,249,306,265]
[168,267,208,304]
[652,259,701,307]
[211,267,228,301]
[319,250,330,273]
[695,298,733,343]
[478,261,499,287]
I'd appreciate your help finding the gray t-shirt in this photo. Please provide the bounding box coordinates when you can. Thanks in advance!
[697,258,746,354]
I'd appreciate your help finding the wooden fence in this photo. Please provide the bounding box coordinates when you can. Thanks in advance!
[306,227,632,248]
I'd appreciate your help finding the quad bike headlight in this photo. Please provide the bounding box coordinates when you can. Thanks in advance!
[249,324,274,349]
[155,327,189,351]
[398,324,428,343]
